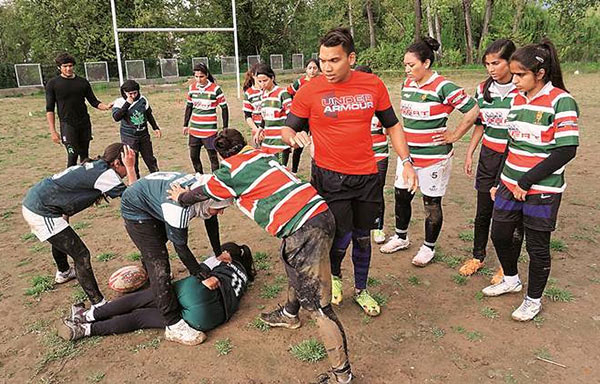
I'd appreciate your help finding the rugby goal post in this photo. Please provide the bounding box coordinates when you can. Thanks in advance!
[109,0,241,98]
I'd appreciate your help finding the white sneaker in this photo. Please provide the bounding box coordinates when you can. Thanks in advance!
[411,245,435,267]
[372,229,386,244]
[55,267,76,284]
[380,235,410,254]
[165,319,206,345]
[482,279,523,297]
[512,298,542,321]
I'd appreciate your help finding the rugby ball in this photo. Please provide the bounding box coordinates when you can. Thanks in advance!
[108,265,148,293]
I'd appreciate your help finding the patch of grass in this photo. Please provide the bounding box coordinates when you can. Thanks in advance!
[367,276,381,287]
[87,371,106,383]
[25,275,54,297]
[371,291,389,306]
[474,291,485,302]
[408,275,421,286]
[259,281,283,299]
[477,267,494,277]
[543,286,574,302]
[21,232,36,242]
[72,287,87,303]
[550,239,567,252]
[361,314,371,325]
[504,373,517,384]
[30,243,48,253]
[451,274,468,285]
[466,330,483,342]
[480,306,499,319]
[27,319,51,334]
[253,251,272,271]
[38,332,77,369]
[96,252,116,262]
[72,221,91,230]
[214,338,233,356]
[248,317,270,332]
[533,315,545,328]
[458,231,474,242]
[589,277,600,284]
[2,210,14,220]
[290,338,327,362]
[534,347,552,360]
[17,259,31,267]
[452,325,466,334]
[431,327,445,341]
[132,337,161,353]
[518,252,529,263]
[125,251,141,262]
[433,249,463,268]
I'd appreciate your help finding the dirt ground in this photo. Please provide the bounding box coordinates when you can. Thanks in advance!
[0,69,599,384]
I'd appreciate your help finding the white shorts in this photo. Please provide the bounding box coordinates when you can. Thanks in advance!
[22,206,69,242]
[394,157,452,197]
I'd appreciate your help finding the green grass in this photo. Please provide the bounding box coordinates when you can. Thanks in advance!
[259,281,283,299]
[25,275,54,297]
[132,337,161,353]
[72,221,91,230]
[20,232,36,242]
[452,325,466,334]
[361,314,371,325]
[477,267,494,277]
[480,306,499,319]
[125,251,141,262]
[253,251,272,271]
[371,291,389,306]
[534,347,552,360]
[433,248,464,268]
[96,252,116,262]
[431,327,445,341]
[87,371,106,383]
[543,286,574,302]
[214,338,233,356]
[290,338,327,362]
[248,317,270,332]
[367,276,382,287]
[29,243,49,253]
[451,274,468,285]
[71,287,87,303]
[533,315,545,328]
[408,275,421,286]
[550,239,567,252]
[38,332,78,369]
[518,252,529,263]
[458,230,474,242]
[466,330,483,342]
[16,259,31,267]
[474,291,485,302]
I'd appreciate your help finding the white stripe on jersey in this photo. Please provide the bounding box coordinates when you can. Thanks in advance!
[94,169,122,193]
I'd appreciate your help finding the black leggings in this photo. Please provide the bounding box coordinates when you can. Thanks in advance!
[491,220,550,299]
[375,158,388,230]
[279,148,291,168]
[473,191,523,261]
[394,188,443,245]
[190,145,219,174]
[122,135,159,179]
[291,147,303,173]
[47,227,103,304]
[91,288,166,335]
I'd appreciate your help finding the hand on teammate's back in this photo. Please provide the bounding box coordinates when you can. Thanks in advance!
[167,183,189,203]
[202,276,220,290]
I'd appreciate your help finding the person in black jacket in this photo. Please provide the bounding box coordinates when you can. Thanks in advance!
[45,53,113,166]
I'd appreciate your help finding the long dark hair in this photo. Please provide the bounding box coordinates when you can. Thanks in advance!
[481,39,516,102]
[215,128,247,159]
[243,63,259,91]
[82,142,125,166]
[254,63,276,84]
[510,38,567,92]
[406,37,440,66]
[221,242,256,282]
[193,62,216,84]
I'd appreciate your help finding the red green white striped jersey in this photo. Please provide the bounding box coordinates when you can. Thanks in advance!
[501,82,579,195]
[287,76,309,97]
[243,86,263,125]
[371,116,388,161]
[186,81,227,138]
[400,72,476,168]
[475,80,518,153]
[260,86,292,154]
[199,146,328,238]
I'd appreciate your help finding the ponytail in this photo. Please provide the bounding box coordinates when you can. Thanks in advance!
[193,63,216,84]
[406,37,440,67]
[481,39,516,102]
[540,38,567,92]
[510,38,567,92]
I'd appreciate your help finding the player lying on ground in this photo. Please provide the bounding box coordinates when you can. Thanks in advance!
[168,129,353,384]
[120,172,232,345]
[22,143,136,308]
[58,242,255,342]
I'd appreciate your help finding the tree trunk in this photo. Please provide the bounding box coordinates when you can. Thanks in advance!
[478,0,494,53]
[462,0,474,64]
[426,5,434,38]
[434,9,442,57]
[512,0,526,36]
[348,0,355,37]
[415,0,422,39]
[366,0,376,48]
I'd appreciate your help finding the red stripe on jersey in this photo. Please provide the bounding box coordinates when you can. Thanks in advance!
[191,115,217,123]
[244,171,292,201]
[405,130,443,144]
[260,146,284,154]
[413,157,446,168]
[501,179,547,195]
[264,127,282,136]
[225,150,263,173]
[189,129,217,138]
[482,138,506,153]
[205,177,235,199]
[372,135,387,144]
[266,186,321,235]
[507,151,543,168]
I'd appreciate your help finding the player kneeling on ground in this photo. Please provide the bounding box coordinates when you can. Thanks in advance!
[59,242,255,342]
[168,129,353,384]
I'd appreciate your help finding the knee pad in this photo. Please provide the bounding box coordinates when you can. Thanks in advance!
[423,196,443,222]
[352,230,371,251]
[395,188,414,203]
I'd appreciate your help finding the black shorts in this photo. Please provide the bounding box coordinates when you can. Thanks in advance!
[60,120,92,148]
[475,145,503,193]
[311,163,381,236]
[189,134,216,150]
[492,184,562,232]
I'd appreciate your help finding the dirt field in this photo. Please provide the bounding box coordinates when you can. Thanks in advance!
[0,70,598,384]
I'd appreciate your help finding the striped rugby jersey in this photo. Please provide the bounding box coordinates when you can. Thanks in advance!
[501,82,579,195]
[243,86,263,125]
[186,81,227,138]
[371,115,389,161]
[401,72,476,167]
[287,76,309,96]
[199,146,328,238]
[474,80,518,153]
[260,86,292,154]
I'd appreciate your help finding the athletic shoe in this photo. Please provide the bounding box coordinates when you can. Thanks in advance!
[511,298,542,321]
[313,364,353,384]
[57,319,86,341]
[164,319,206,345]
[379,235,410,254]
[459,258,484,276]
[70,302,87,323]
[411,245,435,267]
[490,267,504,285]
[372,229,386,244]
[331,276,343,305]
[259,305,301,329]
[354,290,380,317]
[481,279,523,297]
[55,267,76,284]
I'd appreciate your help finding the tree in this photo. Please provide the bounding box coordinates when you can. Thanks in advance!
[366,0,377,48]
[478,0,494,53]
[415,0,422,38]
[462,0,474,64]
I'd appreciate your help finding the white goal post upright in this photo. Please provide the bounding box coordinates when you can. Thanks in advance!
[109,0,241,98]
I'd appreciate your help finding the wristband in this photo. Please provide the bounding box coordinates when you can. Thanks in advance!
[400,157,413,166]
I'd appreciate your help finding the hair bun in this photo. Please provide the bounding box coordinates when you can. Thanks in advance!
[422,36,440,52]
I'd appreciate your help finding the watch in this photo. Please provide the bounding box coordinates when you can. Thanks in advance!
[400,157,413,166]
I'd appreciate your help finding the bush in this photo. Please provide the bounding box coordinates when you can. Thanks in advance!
[439,48,464,67]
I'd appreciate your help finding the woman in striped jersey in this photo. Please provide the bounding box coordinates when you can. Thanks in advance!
[287,58,320,175]
[183,63,229,174]
[242,64,263,146]
[458,39,524,281]
[253,63,293,166]
[482,39,579,321]
[380,37,479,267]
